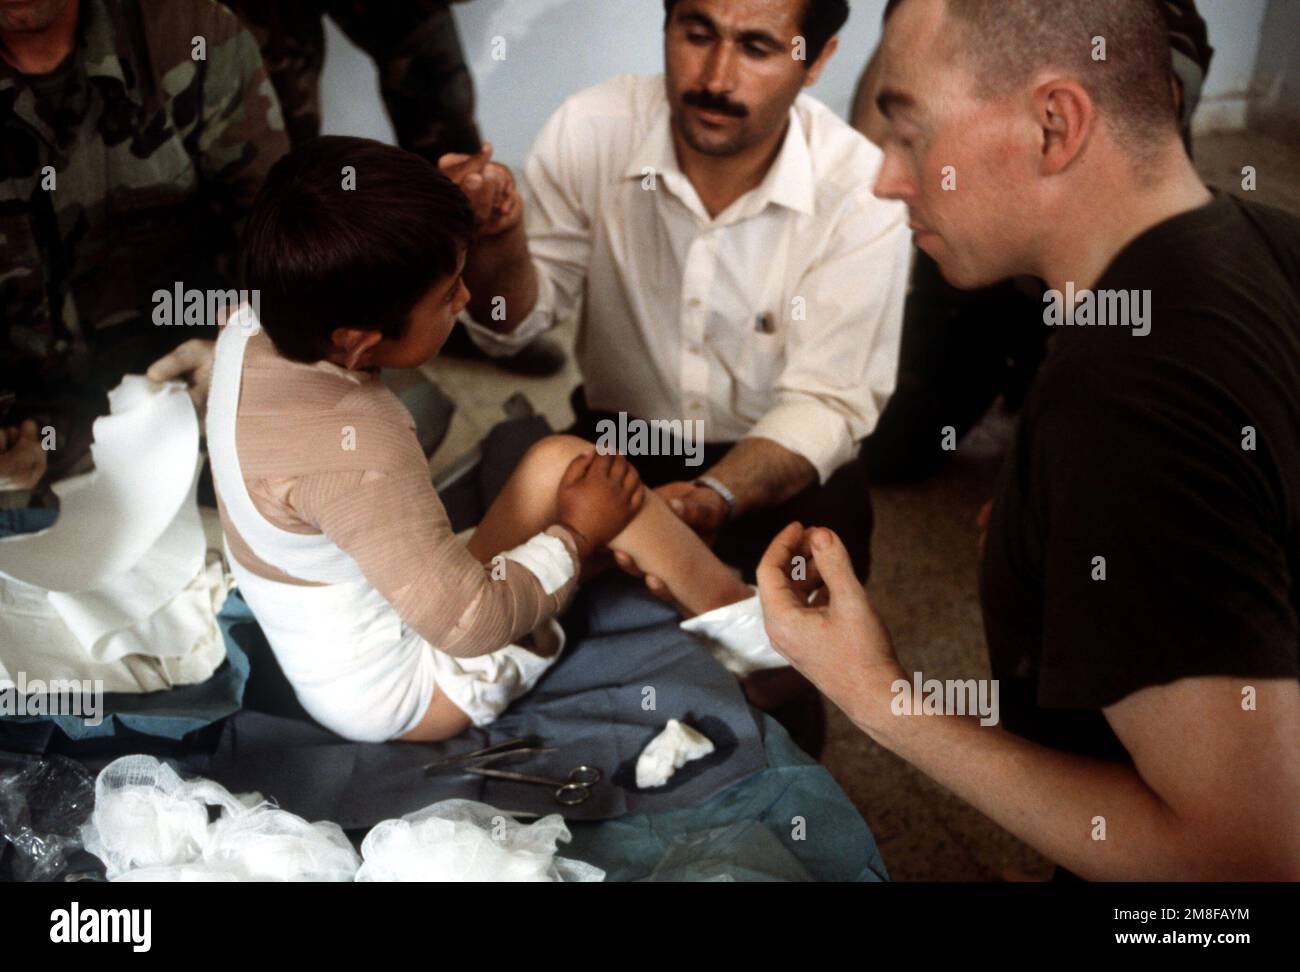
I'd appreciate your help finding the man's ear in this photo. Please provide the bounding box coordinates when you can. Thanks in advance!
[804,36,838,86]
[329,327,384,370]
[1034,78,1093,176]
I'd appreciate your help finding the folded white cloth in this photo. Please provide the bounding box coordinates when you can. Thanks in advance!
[679,590,789,676]
[0,378,231,694]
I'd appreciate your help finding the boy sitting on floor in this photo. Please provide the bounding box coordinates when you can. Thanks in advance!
[207,136,769,742]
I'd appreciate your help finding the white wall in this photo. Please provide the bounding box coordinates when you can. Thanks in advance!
[319,0,1278,156]
[1194,0,1269,133]
[1247,0,1300,141]
[321,0,890,166]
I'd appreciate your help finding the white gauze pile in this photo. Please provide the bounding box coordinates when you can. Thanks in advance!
[80,755,360,881]
[80,757,605,882]
[356,799,604,882]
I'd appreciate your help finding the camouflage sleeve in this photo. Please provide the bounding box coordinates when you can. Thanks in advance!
[325,0,482,163]
[216,0,327,148]
[184,0,290,235]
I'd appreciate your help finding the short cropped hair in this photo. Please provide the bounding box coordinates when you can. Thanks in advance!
[241,135,474,363]
[887,0,1178,153]
[663,0,849,65]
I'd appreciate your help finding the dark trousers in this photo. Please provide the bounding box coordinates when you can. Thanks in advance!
[566,387,875,583]
[859,251,1046,484]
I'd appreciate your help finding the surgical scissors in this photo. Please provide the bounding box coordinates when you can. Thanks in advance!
[465,764,602,806]
[422,737,551,776]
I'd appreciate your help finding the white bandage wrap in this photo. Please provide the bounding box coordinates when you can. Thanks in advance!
[428,620,566,728]
[679,589,790,676]
[500,532,575,596]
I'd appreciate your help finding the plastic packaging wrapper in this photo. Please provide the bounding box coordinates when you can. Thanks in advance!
[645,821,813,882]
[356,799,605,882]
[0,753,94,881]
[81,755,360,881]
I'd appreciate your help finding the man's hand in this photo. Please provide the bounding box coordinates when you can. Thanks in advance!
[437,143,522,239]
[147,339,215,422]
[0,420,48,491]
[756,522,904,725]
[655,481,727,541]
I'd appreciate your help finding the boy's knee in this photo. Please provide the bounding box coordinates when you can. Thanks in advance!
[521,434,592,474]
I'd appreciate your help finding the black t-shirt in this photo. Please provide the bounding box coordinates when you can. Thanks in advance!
[980,192,1300,762]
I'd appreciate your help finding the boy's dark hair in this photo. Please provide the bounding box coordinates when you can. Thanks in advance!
[241,135,475,363]
[662,0,849,65]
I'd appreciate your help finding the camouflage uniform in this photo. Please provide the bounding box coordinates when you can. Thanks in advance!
[222,0,481,161]
[0,0,288,473]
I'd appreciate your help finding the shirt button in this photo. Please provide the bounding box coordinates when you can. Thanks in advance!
[687,344,701,356]
[688,297,702,308]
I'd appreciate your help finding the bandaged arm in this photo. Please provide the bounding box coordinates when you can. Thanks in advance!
[283,463,580,659]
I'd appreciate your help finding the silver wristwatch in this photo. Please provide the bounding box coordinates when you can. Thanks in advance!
[694,475,738,522]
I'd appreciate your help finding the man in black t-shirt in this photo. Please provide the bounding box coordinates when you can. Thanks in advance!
[980,193,1300,765]
[754,0,1300,879]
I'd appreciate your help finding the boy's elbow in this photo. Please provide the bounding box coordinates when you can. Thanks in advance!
[424,585,517,659]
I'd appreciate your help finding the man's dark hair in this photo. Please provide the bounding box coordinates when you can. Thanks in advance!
[886,0,1179,153]
[662,0,849,65]
[241,135,474,363]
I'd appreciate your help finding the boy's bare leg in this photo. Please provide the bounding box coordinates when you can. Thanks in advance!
[399,689,473,742]
[466,435,751,616]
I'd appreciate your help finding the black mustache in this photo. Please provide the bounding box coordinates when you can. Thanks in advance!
[682,90,748,118]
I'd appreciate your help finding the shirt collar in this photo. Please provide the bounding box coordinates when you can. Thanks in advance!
[78,0,136,93]
[623,81,816,221]
[1,0,141,145]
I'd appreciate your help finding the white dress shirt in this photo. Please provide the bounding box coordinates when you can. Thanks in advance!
[463,74,911,483]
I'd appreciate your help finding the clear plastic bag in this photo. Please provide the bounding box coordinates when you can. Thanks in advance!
[0,753,95,882]
[645,821,813,882]
[356,799,605,882]
[81,755,360,882]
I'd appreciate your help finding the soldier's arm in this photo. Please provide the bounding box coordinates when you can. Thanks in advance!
[325,0,482,163]
[191,3,290,238]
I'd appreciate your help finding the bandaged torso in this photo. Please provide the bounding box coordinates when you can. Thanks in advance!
[206,310,578,740]
[217,324,578,655]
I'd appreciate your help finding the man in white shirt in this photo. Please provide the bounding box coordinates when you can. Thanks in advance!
[441,0,911,581]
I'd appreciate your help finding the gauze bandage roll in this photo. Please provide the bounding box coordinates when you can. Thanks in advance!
[679,590,790,676]
[356,800,604,882]
[79,759,606,882]
[81,756,360,882]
